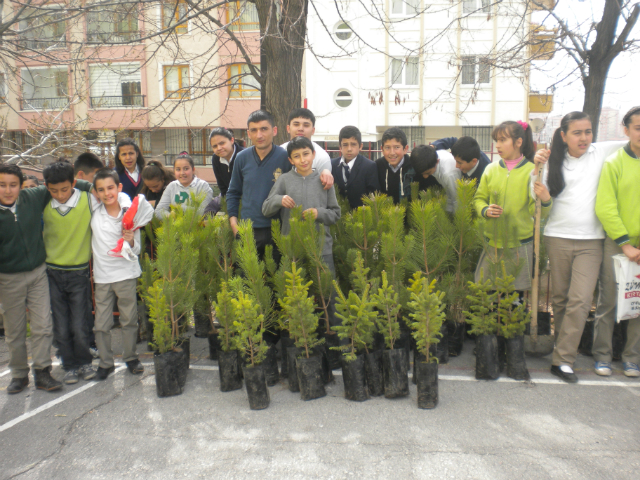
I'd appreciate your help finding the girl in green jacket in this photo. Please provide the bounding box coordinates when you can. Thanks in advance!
[474,120,551,292]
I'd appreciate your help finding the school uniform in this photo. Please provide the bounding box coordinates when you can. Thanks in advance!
[118,166,143,200]
[431,136,491,187]
[331,154,380,209]
[211,144,244,197]
[375,155,415,204]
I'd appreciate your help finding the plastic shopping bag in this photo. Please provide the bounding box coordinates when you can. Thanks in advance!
[613,254,640,322]
[108,194,154,261]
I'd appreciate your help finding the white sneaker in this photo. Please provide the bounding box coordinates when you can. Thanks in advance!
[79,364,97,381]
[594,361,612,376]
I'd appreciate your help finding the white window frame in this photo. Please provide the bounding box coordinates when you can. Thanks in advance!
[391,57,419,87]
[334,22,352,41]
[463,0,491,15]
[19,66,70,111]
[334,89,353,108]
[88,62,144,109]
[390,0,420,16]
[461,55,491,86]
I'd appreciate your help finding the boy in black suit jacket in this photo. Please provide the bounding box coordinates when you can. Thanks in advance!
[431,136,489,188]
[331,126,380,209]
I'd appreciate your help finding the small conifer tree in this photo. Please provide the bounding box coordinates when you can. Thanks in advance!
[231,291,268,367]
[213,279,242,352]
[494,262,530,339]
[144,279,172,354]
[279,262,324,358]
[373,271,402,350]
[332,281,377,362]
[463,269,498,336]
[380,204,414,305]
[407,272,446,363]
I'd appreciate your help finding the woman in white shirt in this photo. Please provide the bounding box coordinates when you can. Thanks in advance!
[536,111,626,383]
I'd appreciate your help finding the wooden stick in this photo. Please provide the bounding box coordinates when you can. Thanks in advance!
[530,163,545,343]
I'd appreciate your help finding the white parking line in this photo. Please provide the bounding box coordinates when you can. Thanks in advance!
[0,366,126,433]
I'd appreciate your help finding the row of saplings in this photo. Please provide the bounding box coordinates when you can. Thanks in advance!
[140,191,531,409]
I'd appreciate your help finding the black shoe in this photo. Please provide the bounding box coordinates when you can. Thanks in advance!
[0,328,5,337]
[7,377,29,394]
[33,367,63,391]
[96,366,115,380]
[550,365,578,384]
[126,360,144,375]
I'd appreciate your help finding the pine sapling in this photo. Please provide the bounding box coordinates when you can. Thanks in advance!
[407,273,447,363]
[213,279,241,353]
[144,279,172,354]
[231,291,268,367]
[279,262,324,359]
[380,204,414,306]
[495,262,530,339]
[332,280,377,362]
[373,271,402,350]
[463,269,498,336]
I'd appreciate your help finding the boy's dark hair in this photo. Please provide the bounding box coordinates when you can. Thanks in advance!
[286,136,315,157]
[622,106,640,128]
[114,138,146,174]
[381,127,408,148]
[339,125,362,145]
[492,120,535,161]
[43,160,75,185]
[74,152,104,175]
[410,145,439,175]
[0,164,24,184]
[287,108,316,126]
[93,168,120,187]
[450,136,482,163]
[174,152,195,168]
[209,127,234,142]
[247,110,275,127]
[24,175,39,185]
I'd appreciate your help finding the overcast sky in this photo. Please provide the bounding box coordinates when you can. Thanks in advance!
[529,0,640,116]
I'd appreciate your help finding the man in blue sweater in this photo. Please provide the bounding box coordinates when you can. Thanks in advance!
[227,110,292,260]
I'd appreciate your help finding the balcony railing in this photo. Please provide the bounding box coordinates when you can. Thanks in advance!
[87,31,141,44]
[20,97,69,111]
[165,153,210,166]
[19,37,66,50]
[90,95,145,108]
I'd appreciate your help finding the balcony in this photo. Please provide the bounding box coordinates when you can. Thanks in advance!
[19,37,66,50]
[20,97,69,111]
[87,31,141,44]
[90,95,145,108]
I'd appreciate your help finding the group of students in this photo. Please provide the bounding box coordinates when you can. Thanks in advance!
[0,105,639,395]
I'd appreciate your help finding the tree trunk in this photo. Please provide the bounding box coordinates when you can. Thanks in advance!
[256,0,307,145]
[582,65,612,142]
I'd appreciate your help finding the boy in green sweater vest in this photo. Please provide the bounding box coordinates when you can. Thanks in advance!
[43,161,98,384]
[0,164,92,394]
[594,107,640,378]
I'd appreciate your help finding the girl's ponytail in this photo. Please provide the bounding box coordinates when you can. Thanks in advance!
[520,122,535,161]
[547,111,591,198]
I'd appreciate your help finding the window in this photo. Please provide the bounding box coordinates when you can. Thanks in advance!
[461,56,491,85]
[163,65,190,99]
[391,57,419,86]
[463,0,491,14]
[117,130,152,154]
[334,90,352,108]
[227,1,259,31]
[335,23,352,40]
[162,1,188,35]
[20,68,69,110]
[391,0,419,15]
[18,7,66,50]
[87,4,139,43]
[462,126,492,151]
[229,64,260,98]
[164,129,213,165]
[89,63,143,108]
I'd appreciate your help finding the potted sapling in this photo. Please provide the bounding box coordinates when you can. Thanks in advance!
[231,291,270,410]
[407,273,446,409]
[279,262,326,401]
[214,279,243,392]
[495,262,531,380]
[332,258,377,402]
[145,280,188,397]
[463,270,499,380]
[371,271,402,397]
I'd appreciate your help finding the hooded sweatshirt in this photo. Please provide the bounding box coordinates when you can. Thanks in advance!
[154,176,213,219]
[262,169,341,256]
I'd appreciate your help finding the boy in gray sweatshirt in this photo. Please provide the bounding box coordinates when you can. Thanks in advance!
[262,136,341,270]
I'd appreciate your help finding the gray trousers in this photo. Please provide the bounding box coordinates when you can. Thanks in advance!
[94,279,139,369]
[0,263,53,378]
[593,238,640,365]
[546,237,603,367]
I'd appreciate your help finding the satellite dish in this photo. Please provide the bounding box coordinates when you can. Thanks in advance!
[530,117,545,133]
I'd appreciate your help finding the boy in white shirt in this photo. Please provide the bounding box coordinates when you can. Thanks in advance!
[91,169,153,380]
[410,144,461,213]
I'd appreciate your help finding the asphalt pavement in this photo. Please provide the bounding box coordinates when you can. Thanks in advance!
[1,328,639,480]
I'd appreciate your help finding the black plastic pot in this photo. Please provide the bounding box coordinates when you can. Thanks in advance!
[448,320,465,357]
[324,332,342,370]
[525,312,552,336]
[364,350,384,397]
[394,330,412,372]
[177,336,190,370]
[506,335,529,380]
[296,355,326,401]
[208,332,220,361]
[154,348,188,397]
[436,323,449,364]
[218,349,243,392]
[263,343,280,386]
[287,347,303,392]
[311,345,334,384]
[416,360,438,409]
[413,350,427,385]
[243,364,270,410]
[475,335,499,380]
[382,348,409,398]
[498,335,506,373]
[280,336,294,378]
[341,354,369,402]
[193,310,211,338]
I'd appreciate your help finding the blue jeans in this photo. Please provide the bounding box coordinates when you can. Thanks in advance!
[47,267,94,370]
